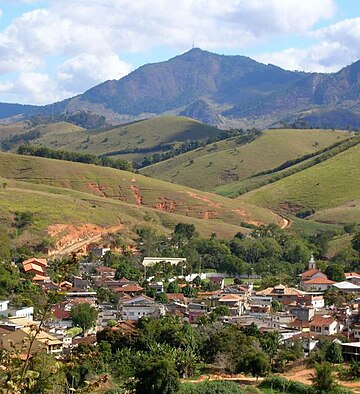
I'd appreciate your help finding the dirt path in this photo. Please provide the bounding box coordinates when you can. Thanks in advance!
[279,216,290,229]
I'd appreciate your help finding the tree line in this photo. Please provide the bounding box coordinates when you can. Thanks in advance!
[17,144,134,172]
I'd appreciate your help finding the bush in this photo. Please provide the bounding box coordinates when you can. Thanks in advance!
[180,380,245,394]
[259,376,313,394]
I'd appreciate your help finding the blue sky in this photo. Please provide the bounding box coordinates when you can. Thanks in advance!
[0,0,359,104]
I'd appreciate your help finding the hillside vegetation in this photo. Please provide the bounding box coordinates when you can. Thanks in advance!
[142,129,351,191]
[1,116,223,162]
[240,142,360,225]
[0,152,282,250]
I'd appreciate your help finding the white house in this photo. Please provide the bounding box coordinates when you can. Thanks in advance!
[120,295,165,321]
[309,315,342,336]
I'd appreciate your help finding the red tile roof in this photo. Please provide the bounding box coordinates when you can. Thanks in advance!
[345,272,360,278]
[304,278,336,285]
[309,315,336,326]
[301,269,322,278]
[22,258,47,268]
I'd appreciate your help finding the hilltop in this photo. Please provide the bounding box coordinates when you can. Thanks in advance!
[0,116,224,162]
[0,152,282,252]
[0,49,360,129]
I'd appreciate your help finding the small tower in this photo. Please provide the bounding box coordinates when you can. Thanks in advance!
[308,254,316,270]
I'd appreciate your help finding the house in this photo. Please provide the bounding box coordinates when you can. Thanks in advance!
[286,331,319,355]
[22,258,48,278]
[95,266,116,279]
[267,312,296,329]
[302,277,336,292]
[166,293,187,305]
[1,327,63,355]
[208,276,225,290]
[248,296,272,316]
[332,281,360,293]
[188,302,209,323]
[345,272,360,286]
[256,284,304,304]
[113,283,144,295]
[309,315,342,336]
[341,342,360,361]
[290,305,315,323]
[218,294,244,316]
[120,295,165,321]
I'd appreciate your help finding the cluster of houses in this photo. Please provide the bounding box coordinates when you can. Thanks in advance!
[2,253,360,361]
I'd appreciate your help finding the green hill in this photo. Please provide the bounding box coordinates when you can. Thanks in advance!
[141,129,351,191]
[0,152,282,251]
[1,116,223,162]
[239,142,360,225]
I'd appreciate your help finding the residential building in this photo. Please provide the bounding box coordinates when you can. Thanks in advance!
[120,295,165,321]
[1,327,63,355]
[309,315,342,336]
[188,302,209,323]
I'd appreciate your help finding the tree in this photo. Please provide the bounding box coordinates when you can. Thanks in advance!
[311,361,338,393]
[0,230,11,262]
[352,232,360,254]
[134,358,180,394]
[325,264,345,282]
[71,303,98,332]
[173,223,196,241]
[325,342,343,364]
[243,352,270,380]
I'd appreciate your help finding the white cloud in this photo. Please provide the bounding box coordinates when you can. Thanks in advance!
[58,53,131,93]
[0,0,340,103]
[0,72,67,104]
[255,18,360,72]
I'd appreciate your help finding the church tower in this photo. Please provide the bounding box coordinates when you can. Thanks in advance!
[308,255,316,270]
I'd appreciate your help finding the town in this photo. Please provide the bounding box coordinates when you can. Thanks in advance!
[1,222,360,393]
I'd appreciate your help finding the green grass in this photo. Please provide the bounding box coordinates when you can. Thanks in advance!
[141,129,351,191]
[0,152,283,248]
[19,116,222,161]
[240,142,360,226]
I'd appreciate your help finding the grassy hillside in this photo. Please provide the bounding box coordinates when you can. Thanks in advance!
[141,129,350,191]
[9,116,222,162]
[240,142,360,225]
[0,152,282,250]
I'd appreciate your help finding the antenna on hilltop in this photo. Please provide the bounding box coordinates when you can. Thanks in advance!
[192,40,195,49]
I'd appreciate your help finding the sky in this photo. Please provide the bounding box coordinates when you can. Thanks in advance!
[0,0,359,105]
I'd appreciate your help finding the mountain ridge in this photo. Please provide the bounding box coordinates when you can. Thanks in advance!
[1,48,360,129]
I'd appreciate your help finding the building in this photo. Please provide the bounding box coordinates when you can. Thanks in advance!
[218,294,244,316]
[345,272,360,286]
[95,266,116,279]
[332,281,360,293]
[256,284,303,303]
[309,315,342,336]
[302,277,336,292]
[142,257,186,267]
[1,327,63,355]
[341,342,360,361]
[120,295,165,321]
[188,302,209,323]
[0,300,34,320]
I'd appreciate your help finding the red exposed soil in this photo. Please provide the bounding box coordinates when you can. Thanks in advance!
[130,185,143,205]
[185,191,223,208]
[155,197,176,212]
[203,211,217,220]
[86,182,108,197]
[47,223,124,256]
